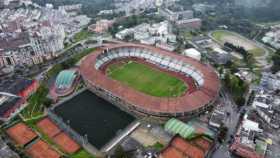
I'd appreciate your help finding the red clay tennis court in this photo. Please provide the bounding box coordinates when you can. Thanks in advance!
[37,117,80,154]
[161,147,185,158]
[171,137,204,158]
[191,137,212,152]
[37,117,61,138]
[161,136,211,158]
[6,122,38,146]
[53,132,81,154]
[26,140,61,158]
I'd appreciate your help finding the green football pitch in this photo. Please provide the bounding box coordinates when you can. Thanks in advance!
[107,61,187,97]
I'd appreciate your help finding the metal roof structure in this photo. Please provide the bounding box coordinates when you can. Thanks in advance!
[164,118,215,139]
[55,70,77,90]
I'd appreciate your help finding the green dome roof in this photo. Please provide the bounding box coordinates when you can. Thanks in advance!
[55,70,77,90]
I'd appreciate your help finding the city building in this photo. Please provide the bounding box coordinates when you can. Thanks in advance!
[207,47,231,64]
[159,8,194,22]
[260,72,280,91]
[252,91,280,129]
[0,3,90,69]
[58,4,82,13]
[262,26,280,49]
[115,21,177,49]
[230,114,268,158]
[0,79,38,121]
[0,92,22,121]
[88,19,114,34]
[175,18,202,30]
[209,109,225,129]
[0,137,19,158]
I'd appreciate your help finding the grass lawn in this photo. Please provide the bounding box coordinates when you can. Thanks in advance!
[248,48,265,57]
[21,85,49,119]
[151,142,164,150]
[73,30,93,42]
[70,150,95,158]
[107,61,187,97]
[211,30,231,42]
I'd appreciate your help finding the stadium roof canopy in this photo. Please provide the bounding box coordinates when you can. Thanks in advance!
[55,70,77,90]
[164,118,215,139]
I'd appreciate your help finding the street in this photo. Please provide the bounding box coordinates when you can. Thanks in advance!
[212,89,242,158]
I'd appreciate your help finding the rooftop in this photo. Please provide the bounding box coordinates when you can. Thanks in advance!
[0,92,21,117]
[164,118,215,140]
[55,69,77,90]
[0,78,35,95]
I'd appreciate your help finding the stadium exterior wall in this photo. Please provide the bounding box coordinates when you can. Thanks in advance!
[85,80,217,122]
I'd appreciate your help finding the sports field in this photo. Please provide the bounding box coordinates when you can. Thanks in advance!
[211,30,265,57]
[107,61,187,97]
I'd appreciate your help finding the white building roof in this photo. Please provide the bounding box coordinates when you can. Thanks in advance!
[183,48,201,61]
[242,119,262,132]
[213,47,228,55]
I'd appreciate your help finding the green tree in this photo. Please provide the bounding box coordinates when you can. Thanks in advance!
[114,146,131,158]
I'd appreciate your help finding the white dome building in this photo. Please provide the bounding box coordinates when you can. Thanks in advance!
[183,48,201,61]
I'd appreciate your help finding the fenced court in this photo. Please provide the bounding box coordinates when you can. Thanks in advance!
[36,117,81,154]
[6,122,38,146]
[53,132,81,154]
[26,140,61,158]
[37,117,61,138]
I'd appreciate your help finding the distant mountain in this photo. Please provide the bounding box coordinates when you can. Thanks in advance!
[234,0,271,8]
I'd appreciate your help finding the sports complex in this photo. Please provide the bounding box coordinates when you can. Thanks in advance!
[80,43,220,120]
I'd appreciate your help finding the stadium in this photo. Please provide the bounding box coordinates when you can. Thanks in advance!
[80,43,220,120]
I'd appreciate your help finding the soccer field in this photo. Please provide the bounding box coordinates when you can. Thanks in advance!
[107,61,187,97]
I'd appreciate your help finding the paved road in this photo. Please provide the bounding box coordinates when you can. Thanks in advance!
[212,90,242,158]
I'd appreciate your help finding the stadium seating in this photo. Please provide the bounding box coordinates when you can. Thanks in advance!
[95,47,205,86]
